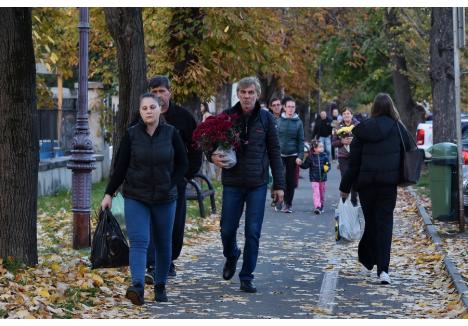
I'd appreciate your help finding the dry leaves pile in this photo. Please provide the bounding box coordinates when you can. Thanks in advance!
[0,205,219,319]
[416,189,467,292]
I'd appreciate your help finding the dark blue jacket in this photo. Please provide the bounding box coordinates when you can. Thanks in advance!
[300,152,330,182]
[211,102,285,190]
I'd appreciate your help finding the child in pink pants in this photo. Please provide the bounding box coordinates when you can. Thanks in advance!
[300,140,330,214]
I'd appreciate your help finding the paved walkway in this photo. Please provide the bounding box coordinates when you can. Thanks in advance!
[146,165,460,318]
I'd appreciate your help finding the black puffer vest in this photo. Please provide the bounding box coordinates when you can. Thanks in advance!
[122,121,177,204]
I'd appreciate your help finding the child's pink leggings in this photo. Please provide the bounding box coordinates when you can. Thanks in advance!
[312,181,326,209]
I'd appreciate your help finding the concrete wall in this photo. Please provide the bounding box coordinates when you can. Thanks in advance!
[38,154,107,197]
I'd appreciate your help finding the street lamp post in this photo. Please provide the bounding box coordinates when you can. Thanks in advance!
[67,7,95,249]
[453,7,465,233]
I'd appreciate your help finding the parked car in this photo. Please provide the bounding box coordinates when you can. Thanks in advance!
[417,118,468,161]
[463,166,468,213]
[416,121,433,157]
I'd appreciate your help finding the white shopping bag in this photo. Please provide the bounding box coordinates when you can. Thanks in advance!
[336,198,363,241]
[213,146,237,169]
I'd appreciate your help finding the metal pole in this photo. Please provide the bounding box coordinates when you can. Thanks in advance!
[67,7,95,248]
[453,7,465,232]
[317,64,322,120]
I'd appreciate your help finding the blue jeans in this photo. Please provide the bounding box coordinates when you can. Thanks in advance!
[220,184,267,281]
[319,136,332,159]
[124,197,176,286]
[147,182,187,267]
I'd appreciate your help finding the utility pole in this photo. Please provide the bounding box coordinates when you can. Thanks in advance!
[317,64,322,118]
[454,7,465,232]
[67,8,95,248]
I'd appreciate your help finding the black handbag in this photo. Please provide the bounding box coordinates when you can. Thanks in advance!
[90,208,129,269]
[396,121,425,187]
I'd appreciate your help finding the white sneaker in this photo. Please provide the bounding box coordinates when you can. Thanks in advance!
[379,271,391,284]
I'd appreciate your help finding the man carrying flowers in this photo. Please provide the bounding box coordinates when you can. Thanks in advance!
[196,76,285,293]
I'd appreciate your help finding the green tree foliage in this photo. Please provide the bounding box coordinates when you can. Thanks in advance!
[32,8,117,93]
[319,8,431,110]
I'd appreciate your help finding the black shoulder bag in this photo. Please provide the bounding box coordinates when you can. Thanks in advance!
[396,121,425,187]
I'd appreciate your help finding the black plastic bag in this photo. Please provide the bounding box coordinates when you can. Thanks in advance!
[90,208,129,269]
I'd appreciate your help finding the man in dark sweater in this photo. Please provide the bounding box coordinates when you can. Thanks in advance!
[145,75,202,282]
[312,110,333,159]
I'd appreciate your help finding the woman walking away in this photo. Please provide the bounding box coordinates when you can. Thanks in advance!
[332,107,359,206]
[301,140,330,214]
[101,93,188,305]
[339,93,410,285]
[277,96,304,213]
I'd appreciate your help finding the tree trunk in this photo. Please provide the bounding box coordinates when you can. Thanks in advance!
[167,8,204,119]
[385,8,425,137]
[430,8,457,144]
[215,82,232,113]
[0,8,38,266]
[104,8,147,161]
[182,95,201,124]
[258,74,281,104]
[296,98,311,141]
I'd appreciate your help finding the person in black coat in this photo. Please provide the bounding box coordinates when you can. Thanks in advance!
[101,93,188,304]
[210,76,285,293]
[312,111,333,159]
[339,93,411,285]
[146,76,203,280]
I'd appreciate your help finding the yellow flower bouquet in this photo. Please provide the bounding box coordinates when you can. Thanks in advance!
[336,125,354,152]
[336,125,354,138]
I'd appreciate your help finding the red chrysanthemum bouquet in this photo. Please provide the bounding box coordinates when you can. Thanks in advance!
[192,113,241,169]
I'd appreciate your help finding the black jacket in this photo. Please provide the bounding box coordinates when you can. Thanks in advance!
[105,120,188,204]
[313,117,333,138]
[214,102,285,190]
[300,152,330,182]
[163,101,202,180]
[339,116,411,193]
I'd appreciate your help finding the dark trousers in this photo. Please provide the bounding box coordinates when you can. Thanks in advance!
[358,185,397,276]
[147,181,187,267]
[282,156,298,207]
[338,158,358,205]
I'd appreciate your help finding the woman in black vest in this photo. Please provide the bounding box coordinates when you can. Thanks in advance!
[101,93,188,304]
[339,93,410,285]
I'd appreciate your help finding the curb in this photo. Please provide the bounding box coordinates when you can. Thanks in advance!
[408,187,468,311]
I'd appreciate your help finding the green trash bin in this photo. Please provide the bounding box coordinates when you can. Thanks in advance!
[428,142,458,220]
